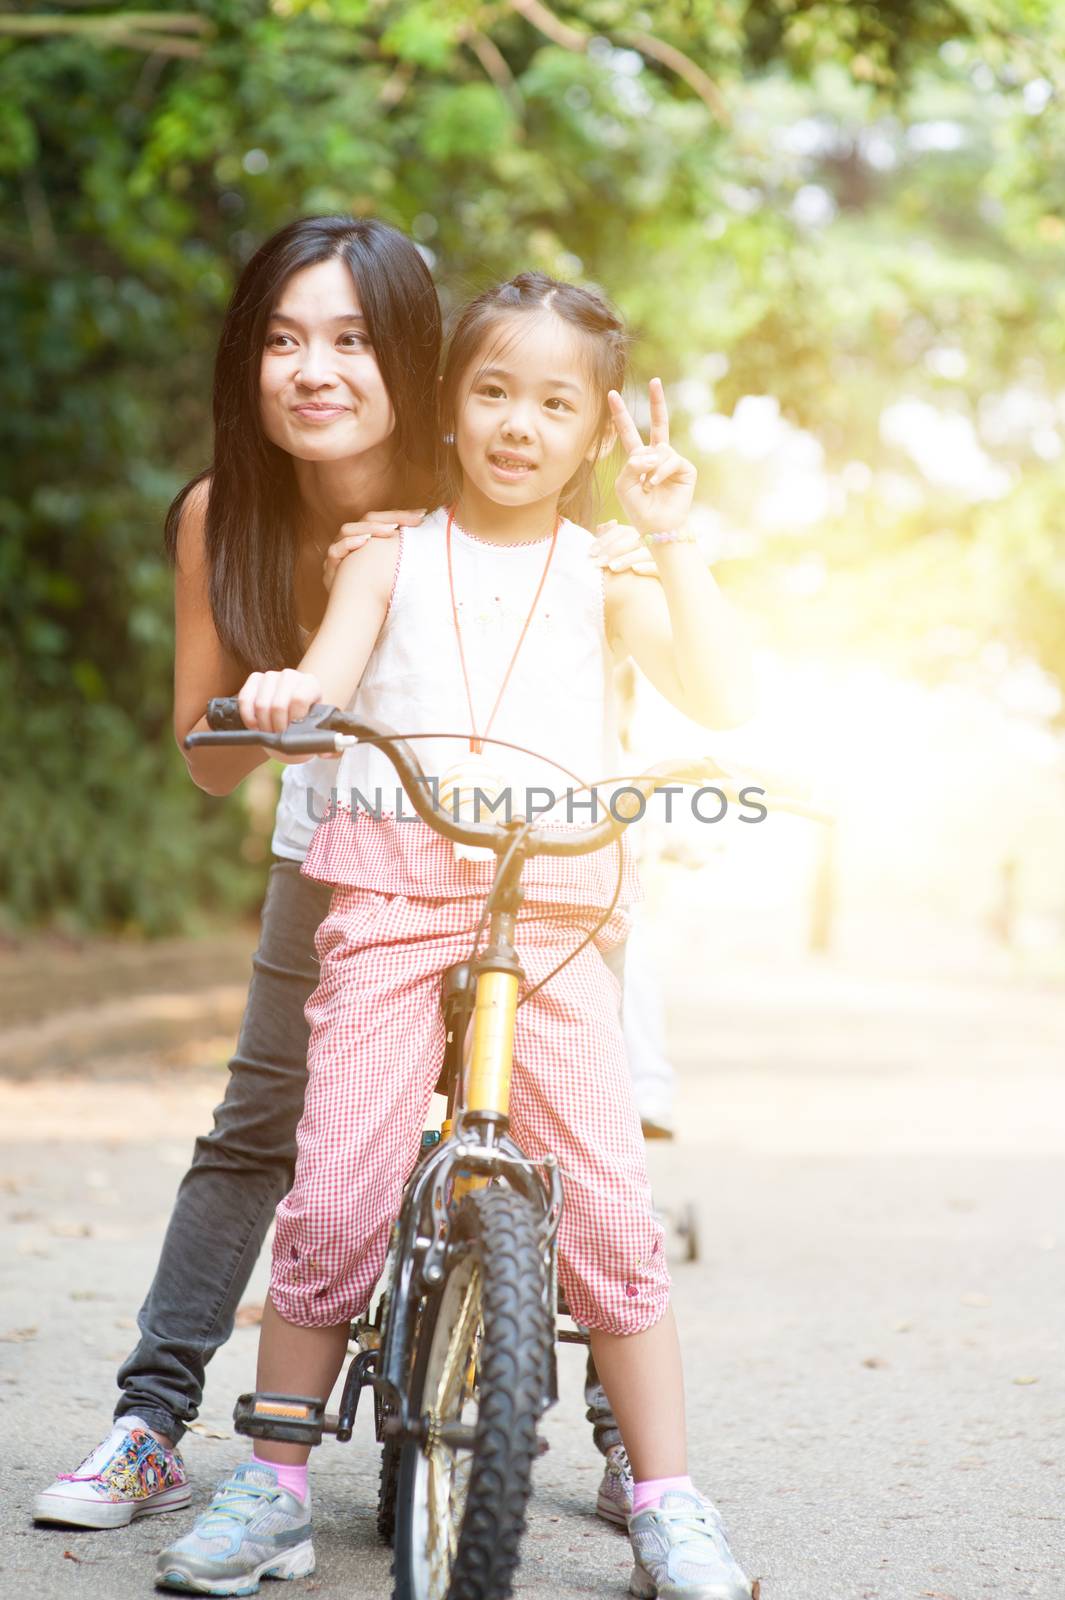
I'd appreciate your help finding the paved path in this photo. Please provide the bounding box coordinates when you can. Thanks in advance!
[1,932,1062,1599]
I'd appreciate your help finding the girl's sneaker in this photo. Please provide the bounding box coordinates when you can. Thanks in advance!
[627,1489,752,1599]
[155,1461,314,1595]
[34,1417,191,1529]
[596,1442,635,1526]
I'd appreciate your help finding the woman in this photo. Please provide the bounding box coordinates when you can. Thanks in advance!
[34,214,645,1533]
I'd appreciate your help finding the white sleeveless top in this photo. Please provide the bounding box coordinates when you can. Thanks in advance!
[271,610,353,862]
[272,756,345,863]
[301,507,639,908]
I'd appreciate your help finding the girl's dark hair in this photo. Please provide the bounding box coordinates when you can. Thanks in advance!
[438,271,628,529]
[165,215,442,671]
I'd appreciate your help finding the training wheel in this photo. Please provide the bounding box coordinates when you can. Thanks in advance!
[674,1201,700,1264]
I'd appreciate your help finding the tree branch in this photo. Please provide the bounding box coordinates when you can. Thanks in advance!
[507,0,585,53]
[505,0,728,126]
[0,13,210,34]
[460,25,525,120]
[0,15,206,55]
[619,28,730,126]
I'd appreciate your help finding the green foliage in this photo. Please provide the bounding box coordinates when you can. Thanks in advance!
[2,0,1063,928]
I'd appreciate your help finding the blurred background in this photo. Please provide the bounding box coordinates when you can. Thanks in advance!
[3,0,1064,975]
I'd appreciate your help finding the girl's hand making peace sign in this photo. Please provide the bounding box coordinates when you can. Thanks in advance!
[609,378,696,538]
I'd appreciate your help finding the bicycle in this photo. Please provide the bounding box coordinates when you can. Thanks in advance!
[187,697,820,1600]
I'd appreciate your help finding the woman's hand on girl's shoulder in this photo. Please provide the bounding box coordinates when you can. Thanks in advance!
[237,668,323,763]
[589,520,658,577]
[322,507,427,592]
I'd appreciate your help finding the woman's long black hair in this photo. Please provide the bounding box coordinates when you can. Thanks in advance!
[165,215,441,673]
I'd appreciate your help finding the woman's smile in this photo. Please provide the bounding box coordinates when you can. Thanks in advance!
[292,401,351,423]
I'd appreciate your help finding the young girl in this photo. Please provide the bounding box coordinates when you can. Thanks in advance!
[156,273,754,1600]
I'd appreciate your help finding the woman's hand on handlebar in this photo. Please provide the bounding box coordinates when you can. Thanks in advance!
[323,508,427,592]
[237,669,325,763]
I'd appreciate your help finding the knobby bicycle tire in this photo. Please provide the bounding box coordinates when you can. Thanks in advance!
[378,1435,401,1544]
[392,1185,552,1600]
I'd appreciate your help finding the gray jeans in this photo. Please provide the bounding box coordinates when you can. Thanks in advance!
[115,860,331,1441]
[115,858,624,1454]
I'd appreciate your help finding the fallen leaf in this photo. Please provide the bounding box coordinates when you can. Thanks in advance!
[63,1551,81,1563]
[50,1221,93,1239]
[235,1303,264,1328]
[1013,1375,1039,1386]
[187,1421,231,1439]
[0,1326,37,1343]
[10,1209,39,1223]
[752,1582,762,1600]
[862,1356,889,1369]
[894,1320,913,1333]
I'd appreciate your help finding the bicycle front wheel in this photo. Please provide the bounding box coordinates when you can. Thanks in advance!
[392,1185,552,1600]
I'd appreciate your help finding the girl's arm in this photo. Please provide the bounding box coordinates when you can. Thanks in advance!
[604,381,755,730]
[236,538,398,734]
[173,481,275,796]
[606,562,753,729]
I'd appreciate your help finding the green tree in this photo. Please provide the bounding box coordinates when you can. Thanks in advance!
[2,0,1062,927]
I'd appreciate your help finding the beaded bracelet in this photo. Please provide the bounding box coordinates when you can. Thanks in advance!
[641,528,698,547]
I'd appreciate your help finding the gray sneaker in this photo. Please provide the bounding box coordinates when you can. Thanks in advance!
[596,1443,634,1527]
[628,1490,752,1600]
[155,1462,314,1595]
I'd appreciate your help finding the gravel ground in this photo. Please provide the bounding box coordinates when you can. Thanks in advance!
[1,934,1062,1600]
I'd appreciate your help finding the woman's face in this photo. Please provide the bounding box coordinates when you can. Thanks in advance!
[259,257,395,463]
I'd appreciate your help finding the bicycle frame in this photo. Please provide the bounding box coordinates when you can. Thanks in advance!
[197,699,829,1456]
[368,834,567,1444]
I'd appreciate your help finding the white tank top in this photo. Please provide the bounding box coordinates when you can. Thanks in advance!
[300,507,639,907]
[335,507,614,808]
[271,612,351,862]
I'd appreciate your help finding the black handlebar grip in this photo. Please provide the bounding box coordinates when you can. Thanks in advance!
[207,696,245,731]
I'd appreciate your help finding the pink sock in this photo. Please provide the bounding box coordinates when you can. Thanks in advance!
[253,1452,309,1504]
[632,1474,695,1514]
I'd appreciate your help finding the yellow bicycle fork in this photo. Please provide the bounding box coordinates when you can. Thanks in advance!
[441,911,520,1201]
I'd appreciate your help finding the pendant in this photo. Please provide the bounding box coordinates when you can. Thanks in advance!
[439,754,508,863]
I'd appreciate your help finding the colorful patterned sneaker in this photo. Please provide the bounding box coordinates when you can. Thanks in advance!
[628,1490,752,1600]
[155,1462,314,1595]
[34,1416,191,1529]
[596,1443,635,1527]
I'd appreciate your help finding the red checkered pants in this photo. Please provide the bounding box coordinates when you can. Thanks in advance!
[270,887,670,1336]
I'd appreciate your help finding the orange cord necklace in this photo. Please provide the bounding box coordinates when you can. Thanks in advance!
[446,505,560,756]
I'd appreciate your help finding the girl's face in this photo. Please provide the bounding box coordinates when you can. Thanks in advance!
[259,258,395,463]
[455,312,604,512]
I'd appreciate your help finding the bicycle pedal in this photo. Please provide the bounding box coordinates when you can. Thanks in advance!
[234,1392,326,1446]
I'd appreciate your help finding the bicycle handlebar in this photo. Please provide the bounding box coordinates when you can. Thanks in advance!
[187,699,831,849]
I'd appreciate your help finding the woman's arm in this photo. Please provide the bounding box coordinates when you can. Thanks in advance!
[173,483,275,796]
[603,381,755,729]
